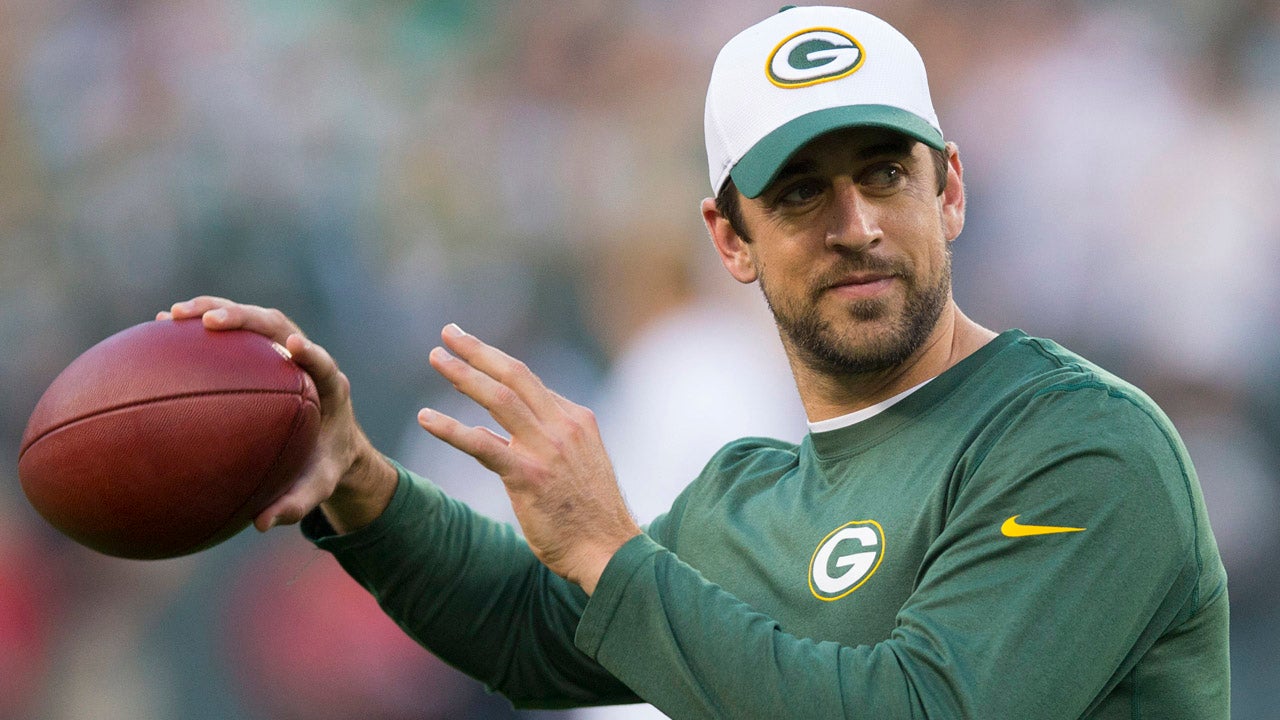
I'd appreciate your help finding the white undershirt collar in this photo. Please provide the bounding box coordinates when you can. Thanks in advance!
[807,377,934,434]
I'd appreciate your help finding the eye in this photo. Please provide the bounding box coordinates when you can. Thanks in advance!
[861,163,905,191]
[777,179,825,206]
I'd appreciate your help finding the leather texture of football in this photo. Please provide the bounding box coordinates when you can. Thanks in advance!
[18,318,321,560]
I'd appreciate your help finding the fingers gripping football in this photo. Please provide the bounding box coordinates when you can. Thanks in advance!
[160,297,396,534]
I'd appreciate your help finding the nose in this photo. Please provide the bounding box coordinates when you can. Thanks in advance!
[825,179,880,253]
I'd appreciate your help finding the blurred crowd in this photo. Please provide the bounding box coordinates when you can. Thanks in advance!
[1,1,1277,718]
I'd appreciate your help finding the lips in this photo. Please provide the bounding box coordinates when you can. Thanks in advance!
[830,272,894,289]
[829,276,894,299]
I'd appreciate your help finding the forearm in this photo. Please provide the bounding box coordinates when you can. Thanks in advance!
[576,533,1177,720]
[304,462,636,707]
[578,536,918,719]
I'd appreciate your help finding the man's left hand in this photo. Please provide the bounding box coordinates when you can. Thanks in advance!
[418,323,641,595]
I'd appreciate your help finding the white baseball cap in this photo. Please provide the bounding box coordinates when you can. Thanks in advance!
[705,5,944,198]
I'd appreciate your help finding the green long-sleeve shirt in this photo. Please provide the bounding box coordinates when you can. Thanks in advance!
[303,330,1230,718]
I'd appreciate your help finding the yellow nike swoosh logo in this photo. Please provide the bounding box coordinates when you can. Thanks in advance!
[1001,515,1086,537]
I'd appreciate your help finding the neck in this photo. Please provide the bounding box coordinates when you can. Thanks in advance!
[788,303,997,423]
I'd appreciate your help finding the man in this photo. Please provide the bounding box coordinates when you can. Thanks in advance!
[161,5,1229,718]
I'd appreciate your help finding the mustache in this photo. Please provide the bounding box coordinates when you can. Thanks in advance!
[813,255,913,290]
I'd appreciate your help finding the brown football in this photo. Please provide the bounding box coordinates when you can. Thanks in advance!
[17,319,321,559]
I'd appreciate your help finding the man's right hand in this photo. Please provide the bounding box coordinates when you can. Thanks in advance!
[158,296,397,535]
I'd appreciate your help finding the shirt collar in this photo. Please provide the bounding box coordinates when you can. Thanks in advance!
[806,377,935,434]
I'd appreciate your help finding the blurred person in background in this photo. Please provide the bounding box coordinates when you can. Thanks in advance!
[0,503,60,720]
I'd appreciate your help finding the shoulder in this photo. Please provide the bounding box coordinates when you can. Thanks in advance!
[936,333,1190,476]
[965,335,1202,543]
[996,335,1186,459]
[705,435,800,469]
[646,436,799,546]
[955,336,1228,616]
[691,436,802,498]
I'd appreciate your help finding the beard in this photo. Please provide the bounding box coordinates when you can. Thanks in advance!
[760,248,952,376]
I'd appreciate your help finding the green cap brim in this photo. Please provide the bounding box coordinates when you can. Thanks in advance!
[730,105,945,198]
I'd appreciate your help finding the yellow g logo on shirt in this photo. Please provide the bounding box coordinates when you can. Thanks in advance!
[809,520,885,601]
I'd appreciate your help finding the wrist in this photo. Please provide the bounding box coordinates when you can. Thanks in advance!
[321,447,398,534]
[576,526,643,596]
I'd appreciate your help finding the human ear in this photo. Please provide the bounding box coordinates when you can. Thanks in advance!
[701,197,758,284]
[941,142,966,242]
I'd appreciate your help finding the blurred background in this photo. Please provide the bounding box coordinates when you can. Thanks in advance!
[1,0,1277,718]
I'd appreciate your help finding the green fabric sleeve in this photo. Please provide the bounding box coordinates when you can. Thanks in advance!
[302,461,638,708]
[579,536,913,717]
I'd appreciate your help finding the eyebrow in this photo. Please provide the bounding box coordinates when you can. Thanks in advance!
[772,138,916,185]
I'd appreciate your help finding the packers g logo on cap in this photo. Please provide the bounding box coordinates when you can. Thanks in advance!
[767,27,865,88]
[808,519,885,601]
